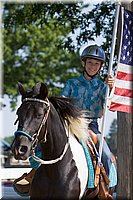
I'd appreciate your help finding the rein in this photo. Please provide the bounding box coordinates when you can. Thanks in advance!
[15,97,70,165]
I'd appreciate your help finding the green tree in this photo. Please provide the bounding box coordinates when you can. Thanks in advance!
[4,136,14,145]
[3,2,116,109]
[106,118,117,155]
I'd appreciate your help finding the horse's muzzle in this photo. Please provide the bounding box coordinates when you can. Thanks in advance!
[11,135,32,160]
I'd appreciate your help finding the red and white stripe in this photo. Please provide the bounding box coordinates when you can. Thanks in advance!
[109,63,133,113]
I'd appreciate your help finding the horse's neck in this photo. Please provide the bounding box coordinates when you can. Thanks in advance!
[41,105,68,161]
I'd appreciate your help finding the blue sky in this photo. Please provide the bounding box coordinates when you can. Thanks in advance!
[2,95,21,138]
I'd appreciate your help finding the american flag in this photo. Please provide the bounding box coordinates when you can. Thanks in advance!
[109,8,133,113]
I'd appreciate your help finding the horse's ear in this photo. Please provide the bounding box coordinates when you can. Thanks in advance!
[17,82,26,96]
[33,82,48,99]
[40,83,48,99]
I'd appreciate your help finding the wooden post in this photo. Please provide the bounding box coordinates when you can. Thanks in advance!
[117,113,133,199]
[116,2,133,199]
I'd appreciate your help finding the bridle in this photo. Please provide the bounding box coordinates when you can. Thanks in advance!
[15,97,50,150]
[14,97,70,165]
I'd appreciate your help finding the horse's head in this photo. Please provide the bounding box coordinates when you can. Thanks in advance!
[11,82,50,160]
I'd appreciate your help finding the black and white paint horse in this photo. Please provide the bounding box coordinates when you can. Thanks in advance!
[11,82,115,199]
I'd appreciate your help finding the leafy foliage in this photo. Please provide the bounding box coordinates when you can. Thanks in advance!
[4,136,14,145]
[3,2,116,109]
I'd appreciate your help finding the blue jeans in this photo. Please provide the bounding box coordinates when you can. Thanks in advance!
[88,120,100,134]
[88,120,113,176]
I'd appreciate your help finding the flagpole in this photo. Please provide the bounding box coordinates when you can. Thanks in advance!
[98,2,121,163]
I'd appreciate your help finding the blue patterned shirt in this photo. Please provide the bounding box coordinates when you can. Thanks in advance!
[60,74,107,118]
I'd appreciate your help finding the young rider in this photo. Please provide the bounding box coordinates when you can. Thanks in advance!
[61,44,114,139]
[60,44,115,177]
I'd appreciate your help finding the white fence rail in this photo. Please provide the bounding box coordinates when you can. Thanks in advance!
[0,167,31,180]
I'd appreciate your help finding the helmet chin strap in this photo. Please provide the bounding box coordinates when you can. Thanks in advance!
[84,67,98,79]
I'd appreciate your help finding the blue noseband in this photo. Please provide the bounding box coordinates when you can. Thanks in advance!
[14,130,33,141]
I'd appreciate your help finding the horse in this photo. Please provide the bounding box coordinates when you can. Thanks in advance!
[11,82,116,199]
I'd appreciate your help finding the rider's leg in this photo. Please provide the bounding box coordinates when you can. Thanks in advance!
[87,120,112,176]
[87,120,100,145]
[88,120,100,135]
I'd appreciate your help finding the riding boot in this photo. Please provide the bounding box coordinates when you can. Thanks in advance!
[13,168,35,196]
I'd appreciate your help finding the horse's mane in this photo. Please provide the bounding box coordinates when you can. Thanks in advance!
[49,96,82,119]
[49,96,89,141]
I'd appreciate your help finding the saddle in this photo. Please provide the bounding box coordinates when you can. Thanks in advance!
[84,138,114,200]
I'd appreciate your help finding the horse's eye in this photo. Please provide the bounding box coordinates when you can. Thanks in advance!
[38,112,43,117]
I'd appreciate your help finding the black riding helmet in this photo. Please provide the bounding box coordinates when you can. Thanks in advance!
[81,45,105,78]
[81,45,105,62]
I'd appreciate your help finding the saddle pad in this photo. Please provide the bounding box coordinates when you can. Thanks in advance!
[80,139,95,188]
[108,161,117,187]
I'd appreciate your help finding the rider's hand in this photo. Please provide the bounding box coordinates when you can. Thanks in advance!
[106,75,114,90]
